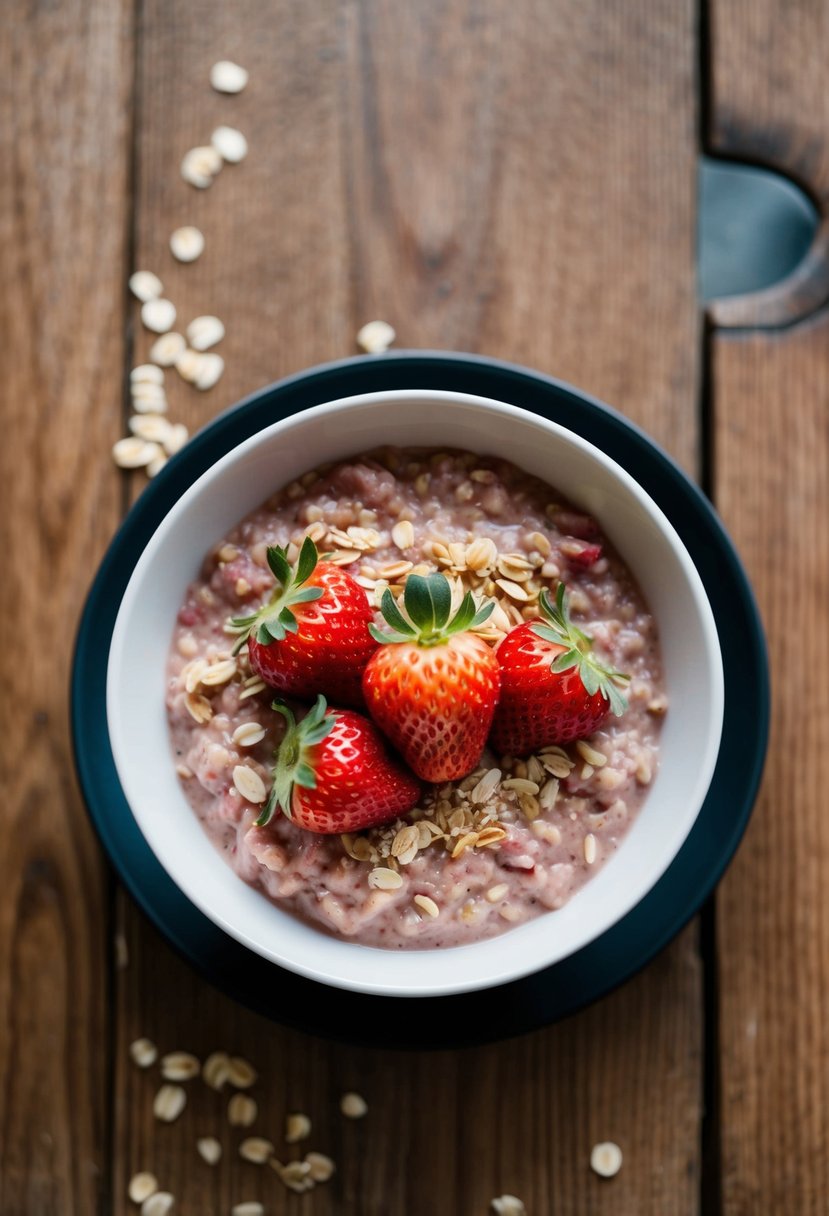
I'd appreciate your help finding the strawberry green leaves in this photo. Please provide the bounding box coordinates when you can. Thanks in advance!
[369,571,494,648]
[533,583,629,716]
[230,536,323,652]
[258,695,334,827]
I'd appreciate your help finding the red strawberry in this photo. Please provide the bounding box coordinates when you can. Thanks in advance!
[362,572,500,782]
[230,538,377,707]
[490,582,629,755]
[256,695,420,835]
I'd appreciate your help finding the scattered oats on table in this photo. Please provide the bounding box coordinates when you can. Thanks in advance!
[127,1172,158,1203]
[153,1083,187,1123]
[210,59,249,93]
[170,225,205,262]
[187,314,225,351]
[181,144,223,189]
[141,298,177,334]
[129,270,163,301]
[356,319,396,353]
[590,1140,623,1178]
[491,1197,526,1216]
[340,1091,368,1118]
[211,125,248,162]
[129,1037,158,1068]
[196,1136,222,1165]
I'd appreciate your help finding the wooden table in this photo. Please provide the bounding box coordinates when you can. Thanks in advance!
[3,2,827,1212]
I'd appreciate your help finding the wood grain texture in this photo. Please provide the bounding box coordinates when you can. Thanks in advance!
[111,3,705,1214]
[713,319,829,1214]
[708,5,829,1212]
[0,1,133,1213]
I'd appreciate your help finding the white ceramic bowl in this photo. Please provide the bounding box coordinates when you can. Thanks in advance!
[107,389,724,997]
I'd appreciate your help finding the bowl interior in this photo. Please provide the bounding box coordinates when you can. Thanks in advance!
[107,390,724,996]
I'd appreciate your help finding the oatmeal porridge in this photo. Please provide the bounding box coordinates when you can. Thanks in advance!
[167,448,666,948]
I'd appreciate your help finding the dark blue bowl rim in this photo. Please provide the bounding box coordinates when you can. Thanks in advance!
[71,351,769,1048]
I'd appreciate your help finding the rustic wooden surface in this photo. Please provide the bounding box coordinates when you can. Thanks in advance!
[708,3,829,1214]
[0,1,132,1213]
[1,0,824,1211]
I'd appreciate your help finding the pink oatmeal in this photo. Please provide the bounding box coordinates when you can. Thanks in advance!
[167,448,666,949]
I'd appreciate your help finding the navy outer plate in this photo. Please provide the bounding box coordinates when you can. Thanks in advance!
[71,353,768,1048]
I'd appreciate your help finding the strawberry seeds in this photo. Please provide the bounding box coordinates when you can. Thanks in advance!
[167,447,666,948]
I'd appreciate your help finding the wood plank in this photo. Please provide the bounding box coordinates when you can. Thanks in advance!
[114,2,702,1213]
[708,4,829,1211]
[0,2,134,1213]
[713,322,829,1213]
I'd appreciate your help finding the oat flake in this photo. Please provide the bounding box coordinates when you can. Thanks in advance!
[187,315,225,351]
[196,1136,222,1165]
[170,225,205,262]
[590,1140,623,1177]
[153,1084,186,1123]
[129,270,163,302]
[141,1194,174,1216]
[149,332,186,367]
[233,765,266,804]
[210,60,249,93]
[128,1172,158,1203]
[228,1092,257,1126]
[211,125,248,162]
[129,1037,157,1068]
[141,298,177,334]
[356,319,396,353]
[340,1091,368,1118]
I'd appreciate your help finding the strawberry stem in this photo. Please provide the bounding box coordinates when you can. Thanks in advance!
[369,571,494,647]
[533,583,630,716]
[257,694,334,827]
[229,536,324,654]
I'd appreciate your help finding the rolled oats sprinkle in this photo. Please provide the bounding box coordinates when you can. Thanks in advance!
[141,1194,174,1216]
[153,1084,186,1123]
[285,1112,311,1143]
[590,1140,623,1177]
[128,1172,158,1203]
[491,1198,526,1216]
[196,1136,222,1165]
[141,298,177,334]
[169,225,205,262]
[413,893,440,918]
[305,1151,336,1182]
[228,1093,258,1127]
[129,270,163,302]
[187,314,225,351]
[130,1038,158,1068]
[227,1055,258,1088]
[340,1091,368,1119]
[232,765,267,804]
[170,446,665,947]
[149,331,186,367]
[212,125,248,162]
[160,1051,200,1081]
[210,59,249,93]
[239,1137,274,1164]
[356,319,396,353]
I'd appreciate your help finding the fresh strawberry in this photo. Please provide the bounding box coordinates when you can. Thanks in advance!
[362,572,500,782]
[490,582,629,755]
[256,695,420,835]
[230,538,377,707]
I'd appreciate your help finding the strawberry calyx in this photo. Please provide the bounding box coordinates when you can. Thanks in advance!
[229,537,324,654]
[257,694,334,827]
[533,582,630,716]
[369,571,494,647]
